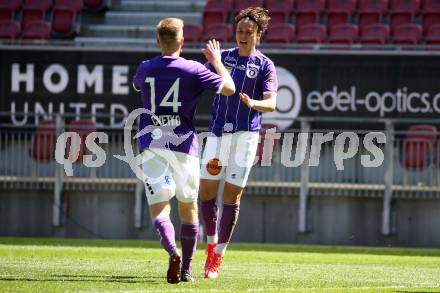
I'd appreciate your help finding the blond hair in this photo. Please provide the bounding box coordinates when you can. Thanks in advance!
[157,18,184,52]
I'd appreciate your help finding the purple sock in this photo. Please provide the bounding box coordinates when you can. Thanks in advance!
[218,203,240,244]
[153,217,177,256]
[201,198,218,237]
[180,223,199,273]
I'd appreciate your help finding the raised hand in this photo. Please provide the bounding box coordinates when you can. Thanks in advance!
[202,39,222,64]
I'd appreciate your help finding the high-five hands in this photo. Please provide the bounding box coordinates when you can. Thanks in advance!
[202,39,222,64]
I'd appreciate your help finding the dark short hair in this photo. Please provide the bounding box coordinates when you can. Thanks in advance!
[235,7,270,34]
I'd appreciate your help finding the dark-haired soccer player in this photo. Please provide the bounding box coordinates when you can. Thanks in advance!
[132,18,235,283]
[200,7,278,279]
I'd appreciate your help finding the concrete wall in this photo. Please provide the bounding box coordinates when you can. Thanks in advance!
[0,190,53,237]
[1,189,440,248]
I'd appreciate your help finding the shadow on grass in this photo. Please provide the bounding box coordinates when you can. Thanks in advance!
[397,291,440,293]
[227,242,440,258]
[0,274,162,284]
[2,237,440,258]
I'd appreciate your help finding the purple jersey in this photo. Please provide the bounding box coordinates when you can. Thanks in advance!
[133,56,224,156]
[207,47,278,136]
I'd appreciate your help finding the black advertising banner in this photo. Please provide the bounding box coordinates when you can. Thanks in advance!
[1,48,440,130]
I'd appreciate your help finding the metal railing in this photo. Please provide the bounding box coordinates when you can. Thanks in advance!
[2,43,440,56]
[1,113,439,232]
[1,114,439,190]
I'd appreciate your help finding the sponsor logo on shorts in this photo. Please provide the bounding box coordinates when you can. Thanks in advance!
[207,158,222,176]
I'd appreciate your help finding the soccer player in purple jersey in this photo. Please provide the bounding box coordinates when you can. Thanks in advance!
[199,7,278,279]
[132,18,235,283]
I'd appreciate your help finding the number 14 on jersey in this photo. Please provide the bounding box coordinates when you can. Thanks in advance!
[145,77,181,113]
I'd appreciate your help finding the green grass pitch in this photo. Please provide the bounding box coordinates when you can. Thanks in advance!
[1,237,440,292]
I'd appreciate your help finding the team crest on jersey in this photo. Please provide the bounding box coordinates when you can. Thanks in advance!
[246,66,259,79]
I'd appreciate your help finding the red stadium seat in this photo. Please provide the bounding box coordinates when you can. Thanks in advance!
[0,0,20,21]
[32,119,96,162]
[23,0,52,10]
[22,20,51,40]
[32,119,57,161]
[66,119,97,160]
[55,0,83,13]
[296,23,326,43]
[295,0,325,33]
[426,24,440,44]
[390,0,421,33]
[183,23,202,43]
[327,0,357,30]
[203,0,232,33]
[359,23,390,44]
[265,0,294,25]
[265,23,295,43]
[22,0,52,31]
[358,0,389,33]
[83,0,108,12]
[203,23,233,43]
[423,0,440,34]
[233,0,264,14]
[328,23,358,44]
[0,20,20,39]
[393,23,422,44]
[52,7,78,37]
[403,125,437,169]
[53,0,82,37]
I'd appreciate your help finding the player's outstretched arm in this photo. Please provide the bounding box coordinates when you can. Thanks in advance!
[202,39,235,96]
[240,92,277,113]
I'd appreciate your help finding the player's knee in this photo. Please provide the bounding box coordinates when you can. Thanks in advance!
[178,201,198,224]
[199,179,219,200]
[149,200,171,220]
[223,182,243,204]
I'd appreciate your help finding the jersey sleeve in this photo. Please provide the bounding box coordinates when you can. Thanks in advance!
[132,61,145,92]
[195,62,225,94]
[204,62,215,73]
[262,60,278,95]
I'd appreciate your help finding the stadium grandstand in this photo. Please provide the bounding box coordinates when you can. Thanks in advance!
[0,0,439,47]
[0,0,440,250]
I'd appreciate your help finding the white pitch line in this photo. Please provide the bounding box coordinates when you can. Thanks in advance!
[78,284,440,293]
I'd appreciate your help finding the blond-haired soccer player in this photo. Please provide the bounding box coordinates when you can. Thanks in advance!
[200,7,278,279]
[132,18,235,283]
